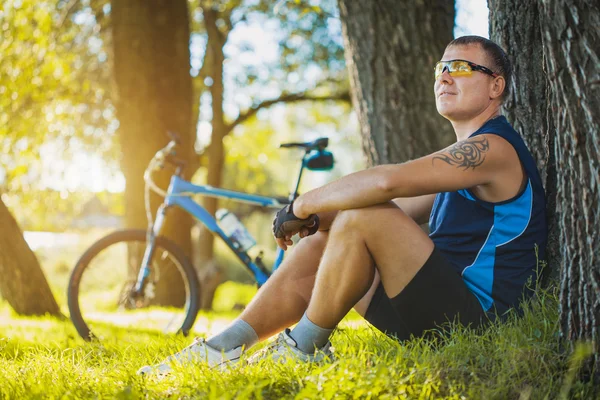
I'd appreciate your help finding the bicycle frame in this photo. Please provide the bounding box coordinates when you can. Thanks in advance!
[173,177,290,283]
[134,178,298,296]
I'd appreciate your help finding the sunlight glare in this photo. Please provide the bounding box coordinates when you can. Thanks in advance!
[40,141,124,193]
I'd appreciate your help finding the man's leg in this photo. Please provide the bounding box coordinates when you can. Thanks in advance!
[306,203,434,330]
[207,230,330,352]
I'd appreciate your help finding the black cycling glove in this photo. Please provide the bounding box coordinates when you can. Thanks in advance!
[272,202,320,239]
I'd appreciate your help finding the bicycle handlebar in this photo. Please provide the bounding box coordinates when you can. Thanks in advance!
[167,131,181,145]
[279,137,329,151]
[143,138,179,197]
[150,140,178,169]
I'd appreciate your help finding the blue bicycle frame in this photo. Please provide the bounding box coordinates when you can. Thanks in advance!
[156,177,289,285]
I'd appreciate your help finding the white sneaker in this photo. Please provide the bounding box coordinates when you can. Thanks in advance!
[137,337,242,375]
[248,328,334,364]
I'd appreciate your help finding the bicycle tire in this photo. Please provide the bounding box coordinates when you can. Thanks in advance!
[67,229,200,341]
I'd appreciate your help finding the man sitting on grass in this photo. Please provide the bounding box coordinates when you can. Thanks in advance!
[138,35,547,375]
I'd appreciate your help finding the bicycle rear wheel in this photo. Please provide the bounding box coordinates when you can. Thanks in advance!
[67,229,200,341]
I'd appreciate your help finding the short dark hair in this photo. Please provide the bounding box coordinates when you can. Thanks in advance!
[447,35,512,100]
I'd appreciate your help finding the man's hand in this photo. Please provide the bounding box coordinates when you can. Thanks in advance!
[272,203,319,250]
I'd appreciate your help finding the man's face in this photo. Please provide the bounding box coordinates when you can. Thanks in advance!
[434,44,498,121]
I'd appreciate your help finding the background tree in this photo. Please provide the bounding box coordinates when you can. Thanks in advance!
[337,0,455,166]
[489,0,599,381]
[0,199,62,316]
[112,0,196,306]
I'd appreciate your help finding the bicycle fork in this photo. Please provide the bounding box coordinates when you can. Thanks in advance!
[132,204,169,299]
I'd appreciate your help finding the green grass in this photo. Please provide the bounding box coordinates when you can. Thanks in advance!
[0,284,597,400]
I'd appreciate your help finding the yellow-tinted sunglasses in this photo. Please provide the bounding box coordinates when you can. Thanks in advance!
[434,59,498,80]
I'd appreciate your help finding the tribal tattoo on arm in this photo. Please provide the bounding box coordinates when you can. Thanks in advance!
[432,136,490,170]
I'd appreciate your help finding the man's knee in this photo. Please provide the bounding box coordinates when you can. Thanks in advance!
[332,203,406,230]
[331,208,365,230]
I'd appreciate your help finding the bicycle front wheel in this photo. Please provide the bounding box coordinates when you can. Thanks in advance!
[67,229,200,341]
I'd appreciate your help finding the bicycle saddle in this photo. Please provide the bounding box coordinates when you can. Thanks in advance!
[279,137,328,151]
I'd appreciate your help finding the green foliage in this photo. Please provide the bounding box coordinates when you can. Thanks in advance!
[0,287,597,399]
[221,120,285,197]
[266,0,346,83]
[190,0,346,97]
[0,0,117,226]
[0,0,114,169]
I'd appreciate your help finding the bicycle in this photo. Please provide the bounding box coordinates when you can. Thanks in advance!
[67,134,334,341]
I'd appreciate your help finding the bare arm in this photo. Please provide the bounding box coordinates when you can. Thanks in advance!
[305,194,433,235]
[293,134,520,219]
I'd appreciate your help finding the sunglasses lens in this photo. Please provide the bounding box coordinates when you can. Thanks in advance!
[435,60,473,80]
[449,60,472,76]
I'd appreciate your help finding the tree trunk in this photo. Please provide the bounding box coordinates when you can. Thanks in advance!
[112,0,195,306]
[540,0,600,380]
[0,199,62,317]
[488,0,560,283]
[337,0,455,166]
[490,0,600,381]
[194,8,227,310]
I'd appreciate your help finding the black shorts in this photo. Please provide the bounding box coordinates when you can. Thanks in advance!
[364,247,490,341]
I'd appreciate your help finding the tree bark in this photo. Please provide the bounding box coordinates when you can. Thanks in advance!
[337,0,455,166]
[488,0,560,283]
[490,0,600,381]
[0,198,62,316]
[539,0,600,380]
[112,0,195,306]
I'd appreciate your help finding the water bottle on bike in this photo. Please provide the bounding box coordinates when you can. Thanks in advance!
[216,209,256,252]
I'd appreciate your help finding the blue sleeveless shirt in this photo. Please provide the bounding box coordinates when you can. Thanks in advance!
[429,116,547,314]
